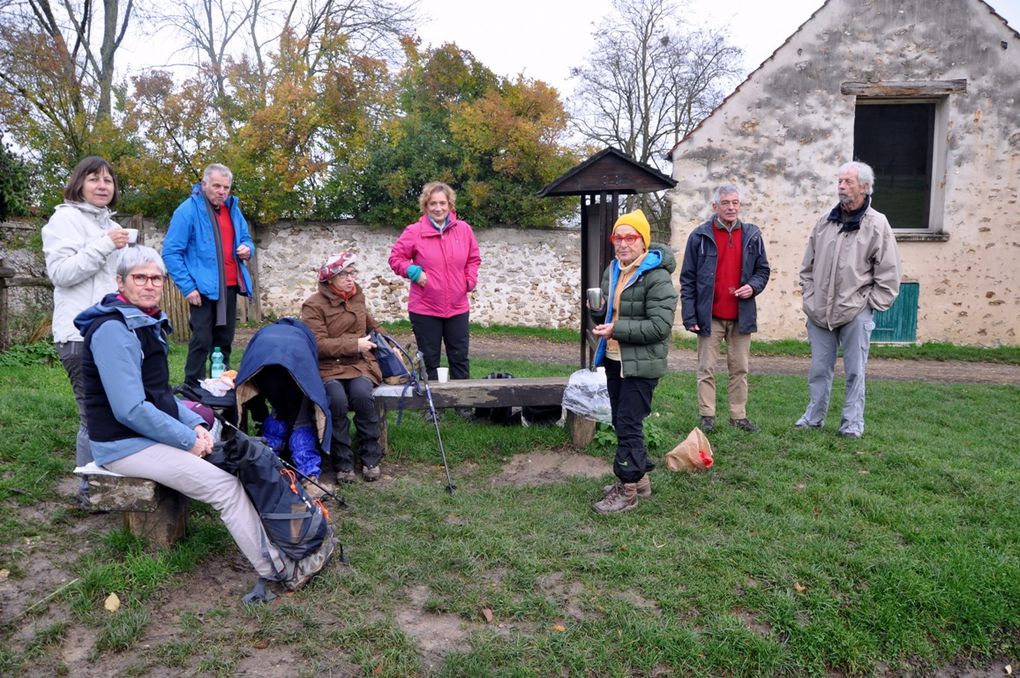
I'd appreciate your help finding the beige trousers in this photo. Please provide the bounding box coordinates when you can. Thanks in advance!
[696,318,752,419]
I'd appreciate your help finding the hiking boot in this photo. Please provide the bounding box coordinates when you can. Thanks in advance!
[795,421,822,430]
[283,528,337,592]
[302,476,325,499]
[730,418,760,433]
[362,464,381,482]
[423,409,441,424]
[839,430,862,439]
[592,481,640,514]
[700,415,716,433]
[335,468,357,484]
[602,474,651,497]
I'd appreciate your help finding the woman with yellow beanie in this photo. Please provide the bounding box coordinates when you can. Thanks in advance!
[590,209,678,514]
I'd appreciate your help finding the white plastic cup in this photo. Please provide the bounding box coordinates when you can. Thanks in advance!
[436,367,449,383]
[124,228,139,244]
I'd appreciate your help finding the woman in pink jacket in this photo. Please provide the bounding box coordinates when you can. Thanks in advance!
[388,182,481,388]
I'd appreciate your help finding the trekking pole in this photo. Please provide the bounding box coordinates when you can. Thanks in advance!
[414,352,456,494]
[220,418,347,508]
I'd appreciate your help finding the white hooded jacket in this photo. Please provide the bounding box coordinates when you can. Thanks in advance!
[42,201,121,342]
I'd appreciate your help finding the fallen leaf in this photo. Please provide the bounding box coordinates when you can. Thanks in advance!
[481,608,494,623]
[104,593,121,612]
[0,569,9,582]
[253,639,269,649]
[372,664,383,675]
[1005,664,1012,675]
[858,469,870,475]
[551,623,566,632]
[793,582,806,593]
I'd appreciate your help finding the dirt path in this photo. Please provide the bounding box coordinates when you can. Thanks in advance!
[466,335,1020,386]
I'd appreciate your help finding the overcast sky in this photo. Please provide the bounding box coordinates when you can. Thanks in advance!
[415,0,1020,95]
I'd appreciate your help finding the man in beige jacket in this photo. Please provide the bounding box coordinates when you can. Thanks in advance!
[796,161,901,438]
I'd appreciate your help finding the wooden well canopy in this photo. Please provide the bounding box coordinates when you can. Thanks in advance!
[538,147,677,368]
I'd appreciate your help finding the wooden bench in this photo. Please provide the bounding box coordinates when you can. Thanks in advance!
[74,464,189,547]
[371,377,596,451]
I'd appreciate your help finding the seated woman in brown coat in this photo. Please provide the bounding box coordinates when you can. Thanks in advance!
[300,252,385,483]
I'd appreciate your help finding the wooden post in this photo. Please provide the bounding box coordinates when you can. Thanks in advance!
[121,488,189,548]
[566,410,597,448]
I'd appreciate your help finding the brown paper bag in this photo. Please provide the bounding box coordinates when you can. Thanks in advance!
[664,427,714,472]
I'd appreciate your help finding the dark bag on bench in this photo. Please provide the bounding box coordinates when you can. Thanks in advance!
[208,428,333,562]
[474,372,522,426]
[370,330,412,384]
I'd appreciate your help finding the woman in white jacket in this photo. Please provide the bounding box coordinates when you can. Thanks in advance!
[42,156,132,506]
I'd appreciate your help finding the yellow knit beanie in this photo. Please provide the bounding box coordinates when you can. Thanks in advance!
[613,209,651,248]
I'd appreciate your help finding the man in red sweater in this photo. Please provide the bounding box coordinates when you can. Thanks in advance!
[679,186,771,433]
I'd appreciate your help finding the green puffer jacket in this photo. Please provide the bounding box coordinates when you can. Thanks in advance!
[594,242,678,379]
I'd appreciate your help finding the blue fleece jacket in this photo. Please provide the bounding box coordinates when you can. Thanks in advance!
[74,300,204,467]
[162,185,255,300]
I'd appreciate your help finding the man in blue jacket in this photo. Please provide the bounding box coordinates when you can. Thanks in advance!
[163,164,255,386]
[680,185,770,433]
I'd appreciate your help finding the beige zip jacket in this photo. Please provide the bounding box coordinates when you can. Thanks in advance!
[42,202,121,343]
[799,205,902,330]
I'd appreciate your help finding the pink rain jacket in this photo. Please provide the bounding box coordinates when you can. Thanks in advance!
[388,212,481,318]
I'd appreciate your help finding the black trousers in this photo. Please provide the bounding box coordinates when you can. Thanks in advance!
[325,377,382,470]
[604,358,658,483]
[184,287,238,386]
[409,311,470,381]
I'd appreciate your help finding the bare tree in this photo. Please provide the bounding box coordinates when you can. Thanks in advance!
[0,0,134,122]
[570,0,742,231]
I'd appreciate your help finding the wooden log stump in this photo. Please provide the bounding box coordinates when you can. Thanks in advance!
[566,410,597,448]
[85,473,189,547]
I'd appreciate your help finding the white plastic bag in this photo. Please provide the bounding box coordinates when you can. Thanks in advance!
[562,367,613,424]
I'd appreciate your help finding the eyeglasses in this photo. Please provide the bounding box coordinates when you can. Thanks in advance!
[129,273,165,286]
[335,270,357,279]
[610,234,642,244]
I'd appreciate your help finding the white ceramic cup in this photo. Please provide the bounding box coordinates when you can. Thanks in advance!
[436,367,449,383]
[124,228,139,245]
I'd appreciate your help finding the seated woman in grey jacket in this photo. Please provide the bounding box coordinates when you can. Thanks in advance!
[74,246,332,593]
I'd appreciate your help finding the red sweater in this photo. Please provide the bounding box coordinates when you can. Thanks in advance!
[712,220,742,320]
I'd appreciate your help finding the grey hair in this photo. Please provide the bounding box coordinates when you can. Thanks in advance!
[202,163,233,183]
[117,245,167,278]
[711,184,742,204]
[839,161,875,195]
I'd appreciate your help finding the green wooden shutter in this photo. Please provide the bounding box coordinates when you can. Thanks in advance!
[872,282,919,343]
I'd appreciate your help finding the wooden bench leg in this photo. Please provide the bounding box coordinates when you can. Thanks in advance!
[122,488,189,547]
[376,401,389,455]
[566,411,597,448]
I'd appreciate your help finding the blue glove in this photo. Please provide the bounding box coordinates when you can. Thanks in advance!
[407,264,422,283]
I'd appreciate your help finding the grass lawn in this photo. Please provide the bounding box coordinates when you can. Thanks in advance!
[0,341,1018,676]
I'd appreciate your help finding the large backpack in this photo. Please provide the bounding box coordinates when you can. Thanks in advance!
[208,427,333,562]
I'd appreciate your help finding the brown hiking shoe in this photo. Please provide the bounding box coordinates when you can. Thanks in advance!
[302,476,325,499]
[601,475,651,497]
[335,469,357,484]
[283,528,337,592]
[592,481,640,514]
[362,464,381,482]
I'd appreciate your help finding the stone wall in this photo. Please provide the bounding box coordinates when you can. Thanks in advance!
[124,220,586,329]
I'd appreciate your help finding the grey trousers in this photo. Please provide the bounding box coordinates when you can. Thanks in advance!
[105,444,288,579]
[796,308,875,436]
[56,341,92,468]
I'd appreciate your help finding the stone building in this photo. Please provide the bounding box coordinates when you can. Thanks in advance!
[668,0,1020,346]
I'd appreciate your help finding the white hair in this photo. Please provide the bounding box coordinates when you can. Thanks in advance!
[202,163,233,183]
[117,245,166,277]
[711,184,742,204]
[839,161,875,195]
